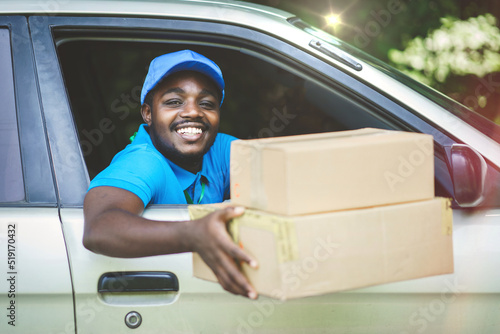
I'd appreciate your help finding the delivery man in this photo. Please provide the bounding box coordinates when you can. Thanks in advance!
[83,50,258,299]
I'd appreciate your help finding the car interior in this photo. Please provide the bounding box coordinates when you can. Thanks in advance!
[57,37,397,180]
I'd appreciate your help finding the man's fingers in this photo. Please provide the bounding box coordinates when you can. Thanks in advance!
[213,255,257,299]
[202,249,253,298]
[216,206,245,222]
[228,243,258,269]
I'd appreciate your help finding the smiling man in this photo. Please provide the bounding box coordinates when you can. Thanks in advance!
[83,50,258,299]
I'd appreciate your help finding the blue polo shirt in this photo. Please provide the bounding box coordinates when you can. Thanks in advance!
[88,124,237,207]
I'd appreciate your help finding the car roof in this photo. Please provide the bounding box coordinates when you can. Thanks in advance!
[0,0,292,21]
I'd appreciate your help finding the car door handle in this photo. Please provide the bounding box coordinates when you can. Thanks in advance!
[98,272,179,293]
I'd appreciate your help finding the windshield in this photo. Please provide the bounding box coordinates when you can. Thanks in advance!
[289,18,500,143]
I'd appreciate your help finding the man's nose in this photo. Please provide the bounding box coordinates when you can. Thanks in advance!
[179,100,204,118]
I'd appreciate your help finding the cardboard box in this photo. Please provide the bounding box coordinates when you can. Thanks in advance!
[190,198,453,300]
[230,128,434,215]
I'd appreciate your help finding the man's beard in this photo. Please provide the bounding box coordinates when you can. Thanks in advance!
[148,121,217,170]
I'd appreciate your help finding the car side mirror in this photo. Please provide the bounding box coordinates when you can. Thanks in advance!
[445,144,487,207]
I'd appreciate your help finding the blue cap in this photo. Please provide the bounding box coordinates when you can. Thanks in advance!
[140,50,225,106]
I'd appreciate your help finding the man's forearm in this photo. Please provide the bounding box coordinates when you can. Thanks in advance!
[83,209,193,258]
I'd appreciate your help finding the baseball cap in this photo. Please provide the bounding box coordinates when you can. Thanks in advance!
[140,50,225,106]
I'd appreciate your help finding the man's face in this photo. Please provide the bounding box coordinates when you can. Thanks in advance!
[141,71,221,171]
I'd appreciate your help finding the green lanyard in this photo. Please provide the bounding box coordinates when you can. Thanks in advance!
[184,182,206,204]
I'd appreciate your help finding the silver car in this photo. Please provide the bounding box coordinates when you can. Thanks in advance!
[1,0,499,333]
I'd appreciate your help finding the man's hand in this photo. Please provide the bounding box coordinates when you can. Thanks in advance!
[188,206,258,299]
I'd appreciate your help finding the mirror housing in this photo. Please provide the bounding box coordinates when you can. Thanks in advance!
[445,144,487,207]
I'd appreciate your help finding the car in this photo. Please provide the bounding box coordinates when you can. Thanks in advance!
[1,0,499,333]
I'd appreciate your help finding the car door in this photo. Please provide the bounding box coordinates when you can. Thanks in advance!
[29,8,500,334]
[29,14,285,334]
[0,16,74,334]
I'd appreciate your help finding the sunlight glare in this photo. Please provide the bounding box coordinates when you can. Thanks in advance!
[326,14,341,26]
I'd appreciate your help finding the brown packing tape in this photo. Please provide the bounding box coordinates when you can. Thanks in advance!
[188,205,218,220]
[230,140,268,210]
[232,211,299,263]
[249,143,268,210]
[188,205,299,263]
[442,198,453,235]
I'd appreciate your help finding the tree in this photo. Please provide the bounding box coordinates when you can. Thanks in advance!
[246,0,500,124]
[389,14,500,124]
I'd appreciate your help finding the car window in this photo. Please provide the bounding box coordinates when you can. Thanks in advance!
[0,28,24,202]
[57,39,393,180]
[290,18,500,143]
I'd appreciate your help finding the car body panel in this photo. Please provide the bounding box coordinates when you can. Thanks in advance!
[0,208,74,333]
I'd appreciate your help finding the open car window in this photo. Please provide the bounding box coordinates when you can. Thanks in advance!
[57,39,395,180]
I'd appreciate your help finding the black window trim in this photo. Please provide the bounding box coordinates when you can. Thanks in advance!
[29,15,464,207]
[0,16,57,207]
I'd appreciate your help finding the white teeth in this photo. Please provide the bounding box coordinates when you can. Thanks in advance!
[177,127,203,135]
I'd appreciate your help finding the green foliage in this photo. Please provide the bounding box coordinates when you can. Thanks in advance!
[387,13,500,124]
[388,14,500,85]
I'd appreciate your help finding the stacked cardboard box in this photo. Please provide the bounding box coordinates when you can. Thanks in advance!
[190,128,454,300]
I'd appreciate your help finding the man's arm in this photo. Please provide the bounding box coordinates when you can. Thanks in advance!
[83,186,258,299]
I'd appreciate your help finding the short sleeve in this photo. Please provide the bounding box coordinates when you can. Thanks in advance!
[89,145,166,207]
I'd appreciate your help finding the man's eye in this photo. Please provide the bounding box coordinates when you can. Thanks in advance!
[164,99,182,106]
[200,101,215,109]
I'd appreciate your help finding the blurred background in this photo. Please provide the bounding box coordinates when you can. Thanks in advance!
[247,0,500,126]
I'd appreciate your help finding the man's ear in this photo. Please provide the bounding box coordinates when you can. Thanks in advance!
[141,104,152,126]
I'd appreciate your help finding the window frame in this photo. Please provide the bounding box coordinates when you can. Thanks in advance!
[29,14,466,207]
[0,25,23,203]
[0,16,56,207]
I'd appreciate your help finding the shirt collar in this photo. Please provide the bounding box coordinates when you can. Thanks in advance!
[131,123,153,146]
[167,156,211,190]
